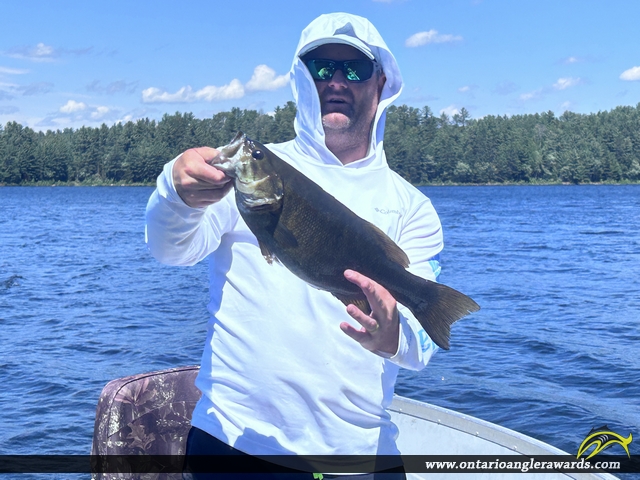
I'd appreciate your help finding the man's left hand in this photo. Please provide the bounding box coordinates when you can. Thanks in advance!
[340,269,400,356]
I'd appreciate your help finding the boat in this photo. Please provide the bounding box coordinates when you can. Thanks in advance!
[92,366,619,479]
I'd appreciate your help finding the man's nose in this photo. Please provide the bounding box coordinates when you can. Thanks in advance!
[328,69,349,88]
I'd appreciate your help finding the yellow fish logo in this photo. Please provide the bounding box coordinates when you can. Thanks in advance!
[577,425,633,459]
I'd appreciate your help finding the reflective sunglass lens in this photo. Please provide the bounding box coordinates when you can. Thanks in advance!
[344,61,373,81]
[305,59,376,82]
[316,64,335,80]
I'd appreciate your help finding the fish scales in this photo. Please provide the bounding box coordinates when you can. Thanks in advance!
[210,132,480,350]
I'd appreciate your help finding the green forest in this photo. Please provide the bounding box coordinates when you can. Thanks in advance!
[1,101,640,186]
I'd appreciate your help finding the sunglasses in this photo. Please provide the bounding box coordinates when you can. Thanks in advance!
[304,58,379,82]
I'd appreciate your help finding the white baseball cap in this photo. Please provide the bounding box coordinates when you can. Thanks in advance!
[299,34,376,61]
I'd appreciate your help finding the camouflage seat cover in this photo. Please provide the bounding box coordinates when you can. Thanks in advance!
[92,365,201,479]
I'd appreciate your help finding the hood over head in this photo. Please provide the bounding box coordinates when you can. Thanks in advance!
[289,12,403,169]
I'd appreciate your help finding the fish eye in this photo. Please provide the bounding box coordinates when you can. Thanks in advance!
[252,149,264,160]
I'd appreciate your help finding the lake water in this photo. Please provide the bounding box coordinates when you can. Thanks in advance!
[1,185,639,477]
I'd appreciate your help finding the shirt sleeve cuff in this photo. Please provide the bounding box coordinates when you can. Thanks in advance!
[384,310,438,369]
[372,312,410,359]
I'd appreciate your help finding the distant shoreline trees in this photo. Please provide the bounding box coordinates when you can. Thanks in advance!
[1,101,639,186]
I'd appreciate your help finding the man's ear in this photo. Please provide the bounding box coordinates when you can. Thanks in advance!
[377,73,387,98]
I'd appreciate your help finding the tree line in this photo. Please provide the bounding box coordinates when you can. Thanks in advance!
[1,101,640,186]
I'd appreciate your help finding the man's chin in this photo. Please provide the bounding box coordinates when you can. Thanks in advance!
[322,112,351,130]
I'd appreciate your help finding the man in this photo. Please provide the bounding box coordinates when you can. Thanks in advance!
[146,12,444,479]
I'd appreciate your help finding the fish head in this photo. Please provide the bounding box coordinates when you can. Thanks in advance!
[210,132,284,211]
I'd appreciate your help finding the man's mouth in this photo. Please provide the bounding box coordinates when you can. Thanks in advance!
[325,97,348,104]
[322,97,352,113]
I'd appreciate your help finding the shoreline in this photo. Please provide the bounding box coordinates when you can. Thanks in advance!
[418,180,640,187]
[0,182,155,187]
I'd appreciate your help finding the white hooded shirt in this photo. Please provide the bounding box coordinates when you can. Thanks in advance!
[145,12,443,456]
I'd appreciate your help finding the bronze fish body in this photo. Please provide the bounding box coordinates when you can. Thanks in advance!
[210,132,479,350]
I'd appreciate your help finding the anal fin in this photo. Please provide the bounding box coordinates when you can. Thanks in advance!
[332,293,371,315]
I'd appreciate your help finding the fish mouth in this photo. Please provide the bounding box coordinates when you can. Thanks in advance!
[242,197,282,210]
[236,175,272,194]
[224,132,246,154]
[209,132,247,176]
[239,189,283,210]
[236,175,283,210]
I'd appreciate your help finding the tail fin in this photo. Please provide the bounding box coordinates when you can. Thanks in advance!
[400,281,480,350]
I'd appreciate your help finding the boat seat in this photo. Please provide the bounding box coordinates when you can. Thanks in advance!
[92,365,201,475]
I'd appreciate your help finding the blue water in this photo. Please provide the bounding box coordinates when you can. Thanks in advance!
[1,185,639,475]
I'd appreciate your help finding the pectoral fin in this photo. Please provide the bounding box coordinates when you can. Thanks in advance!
[274,222,298,249]
[258,240,280,265]
[332,293,372,316]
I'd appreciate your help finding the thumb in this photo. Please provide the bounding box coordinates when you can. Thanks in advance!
[191,146,221,164]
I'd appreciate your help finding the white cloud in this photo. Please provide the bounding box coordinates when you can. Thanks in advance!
[142,86,189,103]
[142,64,288,104]
[245,65,289,91]
[142,79,245,104]
[553,77,581,90]
[6,42,57,62]
[520,89,544,101]
[560,101,574,111]
[60,100,87,113]
[518,77,581,103]
[116,114,134,124]
[90,106,110,119]
[41,103,118,127]
[195,79,245,101]
[0,66,29,75]
[620,66,640,81]
[458,85,478,95]
[405,30,462,47]
[34,43,54,57]
[114,108,155,125]
[440,105,459,117]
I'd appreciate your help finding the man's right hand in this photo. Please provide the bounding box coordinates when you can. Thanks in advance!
[172,147,234,208]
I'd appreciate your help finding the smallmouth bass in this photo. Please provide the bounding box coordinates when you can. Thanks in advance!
[209,132,479,350]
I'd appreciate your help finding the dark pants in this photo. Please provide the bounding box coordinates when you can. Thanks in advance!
[183,426,406,480]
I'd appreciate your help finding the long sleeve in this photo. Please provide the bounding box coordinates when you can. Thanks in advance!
[386,196,444,370]
[145,158,238,266]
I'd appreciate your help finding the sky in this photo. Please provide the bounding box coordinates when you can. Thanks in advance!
[1,0,639,131]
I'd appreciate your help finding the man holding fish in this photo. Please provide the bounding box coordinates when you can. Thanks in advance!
[146,12,477,479]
